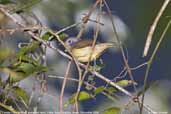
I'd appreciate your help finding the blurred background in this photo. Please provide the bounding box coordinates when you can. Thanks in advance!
[0,0,171,113]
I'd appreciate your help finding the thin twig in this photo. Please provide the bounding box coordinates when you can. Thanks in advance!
[0,5,155,113]
[103,0,137,92]
[0,5,132,100]
[112,67,128,82]
[71,0,102,111]
[0,26,47,34]
[74,0,103,112]
[48,30,83,112]
[48,75,117,101]
[111,62,148,82]
[59,60,72,113]
[0,8,49,44]
[140,18,171,114]
[94,71,133,97]
[0,102,18,114]
[103,0,141,109]
[130,62,148,70]
[76,0,101,39]
[48,22,82,40]
[0,5,132,98]
[143,0,171,57]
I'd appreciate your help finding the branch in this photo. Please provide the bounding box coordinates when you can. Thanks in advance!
[0,4,155,113]
[140,18,171,114]
[143,0,170,57]
[0,5,134,101]
[59,61,72,113]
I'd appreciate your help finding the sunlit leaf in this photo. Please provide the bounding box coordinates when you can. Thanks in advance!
[94,86,117,95]
[88,75,94,81]
[103,107,120,114]
[88,64,104,71]
[42,31,68,41]
[116,80,137,87]
[94,86,105,95]
[12,86,29,105]
[93,80,137,96]
[58,32,68,40]
[17,41,40,57]
[64,91,92,107]
[41,32,52,40]
[105,87,117,94]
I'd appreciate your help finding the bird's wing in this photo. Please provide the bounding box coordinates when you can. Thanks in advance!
[71,39,94,49]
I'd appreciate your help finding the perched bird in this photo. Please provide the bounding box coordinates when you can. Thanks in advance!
[65,37,114,62]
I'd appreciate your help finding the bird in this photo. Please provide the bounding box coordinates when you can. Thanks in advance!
[65,37,114,62]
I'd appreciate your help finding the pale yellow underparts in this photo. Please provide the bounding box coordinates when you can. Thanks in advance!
[71,43,113,62]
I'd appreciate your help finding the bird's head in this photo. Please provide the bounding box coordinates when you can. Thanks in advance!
[65,37,80,48]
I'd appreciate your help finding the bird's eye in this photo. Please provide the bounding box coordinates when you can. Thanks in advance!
[68,39,72,44]
[66,39,73,46]
[65,37,78,46]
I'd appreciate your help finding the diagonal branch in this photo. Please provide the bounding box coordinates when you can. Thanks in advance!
[143,0,170,57]
[140,18,171,114]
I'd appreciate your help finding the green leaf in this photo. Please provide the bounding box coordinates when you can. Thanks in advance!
[64,91,92,107]
[93,80,137,96]
[12,86,29,105]
[105,87,117,94]
[0,0,13,4]
[0,48,14,63]
[15,62,35,75]
[33,64,48,73]
[41,31,68,41]
[103,107,120,114]
[116,80,137,87]
[14,62,48,78]
[15,55,39,66]
[17,41,40,57]
[87,75,95,81]
[41,32,52,40]
[0,61,48,82]
[94,86,117,95]
[88,60,105,71]
[16,62,48,75]
[94,86,105,95]
[0,67,26,82]
[58,32,68,40]
[88,64,104,71]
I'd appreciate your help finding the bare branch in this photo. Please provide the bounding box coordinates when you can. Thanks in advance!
[59,61,72,113]
[143,0,170,57]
